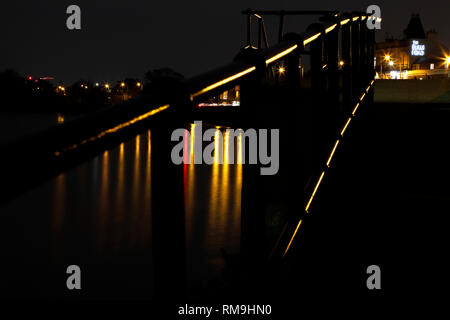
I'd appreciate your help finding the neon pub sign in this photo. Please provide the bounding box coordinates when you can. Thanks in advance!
[411,40,425,56]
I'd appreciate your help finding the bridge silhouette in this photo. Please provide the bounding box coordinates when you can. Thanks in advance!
[0,9,447,303]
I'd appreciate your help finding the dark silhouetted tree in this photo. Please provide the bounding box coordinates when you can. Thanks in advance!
[143,68,184,97]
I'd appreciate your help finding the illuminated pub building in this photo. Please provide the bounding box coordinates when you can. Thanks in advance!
[375,14,450,79]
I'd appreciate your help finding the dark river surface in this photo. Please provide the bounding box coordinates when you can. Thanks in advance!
[0,123,243,299]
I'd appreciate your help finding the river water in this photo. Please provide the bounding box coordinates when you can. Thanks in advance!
[0,124,243,298]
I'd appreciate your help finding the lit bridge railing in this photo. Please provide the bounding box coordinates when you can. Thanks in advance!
[181,10,377,261]
[1,8,377,261]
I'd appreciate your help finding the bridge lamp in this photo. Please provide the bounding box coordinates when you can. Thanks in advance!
[388,61,394,66]
[384,55,390,61]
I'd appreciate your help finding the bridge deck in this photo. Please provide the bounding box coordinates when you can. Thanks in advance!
[284,101,450,303]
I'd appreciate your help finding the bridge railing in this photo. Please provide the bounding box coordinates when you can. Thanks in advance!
[180,10,377,261]
[1,9,377,264]
[184,10,377,261]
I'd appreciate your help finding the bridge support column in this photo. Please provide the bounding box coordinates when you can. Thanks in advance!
[280,34,306,225]
[321,16,340,126]
[367,28,376,105]
[351,13,361,102]
[151,117,187,301]
[360,17,368,89]
[341,14,352,115]
[235,48,273,280]
[308,23,332,170]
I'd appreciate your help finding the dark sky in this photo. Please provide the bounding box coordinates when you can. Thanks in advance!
[1,0,448,85]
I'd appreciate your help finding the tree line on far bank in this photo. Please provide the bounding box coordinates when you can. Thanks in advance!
[0,68,184,114]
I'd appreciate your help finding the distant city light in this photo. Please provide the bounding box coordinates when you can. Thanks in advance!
[27,76,33,80]
[120,82,125,87]
[339,60,344,66]
[105,84,110,89]
[136,82,141,87]
[95,82,99,86]
[278,67,285,74]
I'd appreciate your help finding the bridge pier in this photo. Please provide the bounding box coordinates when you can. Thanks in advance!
[341,13,352,115]
[351,13,361,103]
[151,116,187,301]
[321,16,340,117]
[309,23,335,172]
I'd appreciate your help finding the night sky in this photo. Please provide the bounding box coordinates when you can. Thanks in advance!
[1,0,448,84]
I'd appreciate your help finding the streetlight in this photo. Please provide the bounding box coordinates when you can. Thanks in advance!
[389,61,394,66]
[120,82,126,102]
[380,55,391,78]
[278,67,285,74]
[445,57,450,68]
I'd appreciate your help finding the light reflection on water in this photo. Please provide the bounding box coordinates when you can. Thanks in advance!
[184,125,243,291]
[0,124,243,297]
[50,131,153,257]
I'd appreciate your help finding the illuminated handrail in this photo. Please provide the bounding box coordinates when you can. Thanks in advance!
[186,60,259,102]
[265,44,298,65]
[186,11,372,103]
[282,80,376,258]
[54,104,169,156]
[189,67,256,100]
